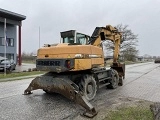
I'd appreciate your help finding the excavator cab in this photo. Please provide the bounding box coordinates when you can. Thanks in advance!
[60,30,90,45]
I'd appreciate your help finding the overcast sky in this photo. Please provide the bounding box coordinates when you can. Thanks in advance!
[0,0,160,56]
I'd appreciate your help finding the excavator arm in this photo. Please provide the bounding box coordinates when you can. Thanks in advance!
[89,25,125,81]
[89,25,122,63]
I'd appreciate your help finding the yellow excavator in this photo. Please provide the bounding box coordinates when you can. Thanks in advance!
[24,25,125,118]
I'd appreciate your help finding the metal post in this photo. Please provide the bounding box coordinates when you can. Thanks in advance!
[18,25,22,65]
[39,27,40,48]
[4,18,6,76]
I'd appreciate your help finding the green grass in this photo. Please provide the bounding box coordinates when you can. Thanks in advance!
[105,60,145,66]
[124,61,145,65]
[0,71,45,79]
[22,60,36,64]
[104,106,153,120]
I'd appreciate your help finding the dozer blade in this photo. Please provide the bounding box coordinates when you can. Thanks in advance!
[24,73,97,118]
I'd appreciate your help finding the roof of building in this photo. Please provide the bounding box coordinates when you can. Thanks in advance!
[0,8,26,21]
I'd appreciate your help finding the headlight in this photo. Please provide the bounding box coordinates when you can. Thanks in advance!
[75,54,84,58]
[89,55,99,58]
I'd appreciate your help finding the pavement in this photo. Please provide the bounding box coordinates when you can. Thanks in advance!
[0,62,157,120]
[13,63,36,72]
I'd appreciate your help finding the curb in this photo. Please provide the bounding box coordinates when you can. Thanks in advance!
[0,74,43,82]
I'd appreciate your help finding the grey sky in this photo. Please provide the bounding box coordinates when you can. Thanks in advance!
[0,0,160,56]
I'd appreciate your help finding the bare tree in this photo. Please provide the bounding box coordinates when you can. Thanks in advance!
[103,24,139,61]
[121,46,139,61]
[22,51,36,62]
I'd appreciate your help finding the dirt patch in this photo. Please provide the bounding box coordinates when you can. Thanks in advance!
[73,96,153,120]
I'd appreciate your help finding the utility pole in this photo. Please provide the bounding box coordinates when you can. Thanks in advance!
[39,27,40,48]
[4,18,6,76]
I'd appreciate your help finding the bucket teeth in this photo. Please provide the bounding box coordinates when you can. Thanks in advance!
[24,90,32,95]
[83,108,97,118]
[23,76,41,95]
[75,94,97,118]
[24,74,98,118]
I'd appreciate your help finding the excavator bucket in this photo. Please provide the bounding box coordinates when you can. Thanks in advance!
[24,72,97,118]
[111,62,125,85]
[155,59,160,63]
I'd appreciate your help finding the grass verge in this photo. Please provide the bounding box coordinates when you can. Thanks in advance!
[0,71,45,80]
[105,60,145,66]
[124,61,145,65]
[104,106,153,120]
[22,60,36,64]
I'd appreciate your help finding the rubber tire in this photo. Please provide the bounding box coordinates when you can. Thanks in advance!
[107,70,119,89]
[6,67,11,74]
[118,77,123,86]
[13,66,16,70]
[80,75,97,101]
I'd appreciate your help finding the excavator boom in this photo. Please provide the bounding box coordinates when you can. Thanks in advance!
[89,25,122,63]
[89,25,125,80]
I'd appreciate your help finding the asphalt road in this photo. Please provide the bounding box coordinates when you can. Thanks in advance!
[0,62,160,120]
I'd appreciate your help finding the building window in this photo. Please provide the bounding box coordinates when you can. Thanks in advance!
[8,53,14,60]
[0,37,5,46]
[0,37,14,47]
[0,53,3,57]
[0,53,14,60]
[7,38,14,46]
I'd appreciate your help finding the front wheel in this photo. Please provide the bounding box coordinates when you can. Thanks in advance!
[6,67,12,74]
[107,69,119,89]
[118,77,123,86]
[79,74,97,101]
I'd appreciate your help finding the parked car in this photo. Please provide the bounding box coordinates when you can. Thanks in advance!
[155,58,160,63]
[0,59,16,72]
[0,56,7,62]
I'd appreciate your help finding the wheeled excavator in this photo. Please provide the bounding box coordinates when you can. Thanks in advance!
[24,25,125,118]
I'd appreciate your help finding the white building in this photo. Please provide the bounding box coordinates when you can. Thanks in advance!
[0,8,26,65]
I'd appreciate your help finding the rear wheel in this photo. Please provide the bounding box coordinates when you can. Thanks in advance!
[13,65,16,70]
[107,69,119,89]
[118,77,123,86]
[79,74,97,101]
[6,67,12,74]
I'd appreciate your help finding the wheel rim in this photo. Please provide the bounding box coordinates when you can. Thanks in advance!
[111,70,119,88]
[79,75,97,101]
[112,76,117,87]
[87,82,94,98]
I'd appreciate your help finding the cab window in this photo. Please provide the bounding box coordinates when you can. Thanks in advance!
[76,33,87,45]
[63,37,74,44]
